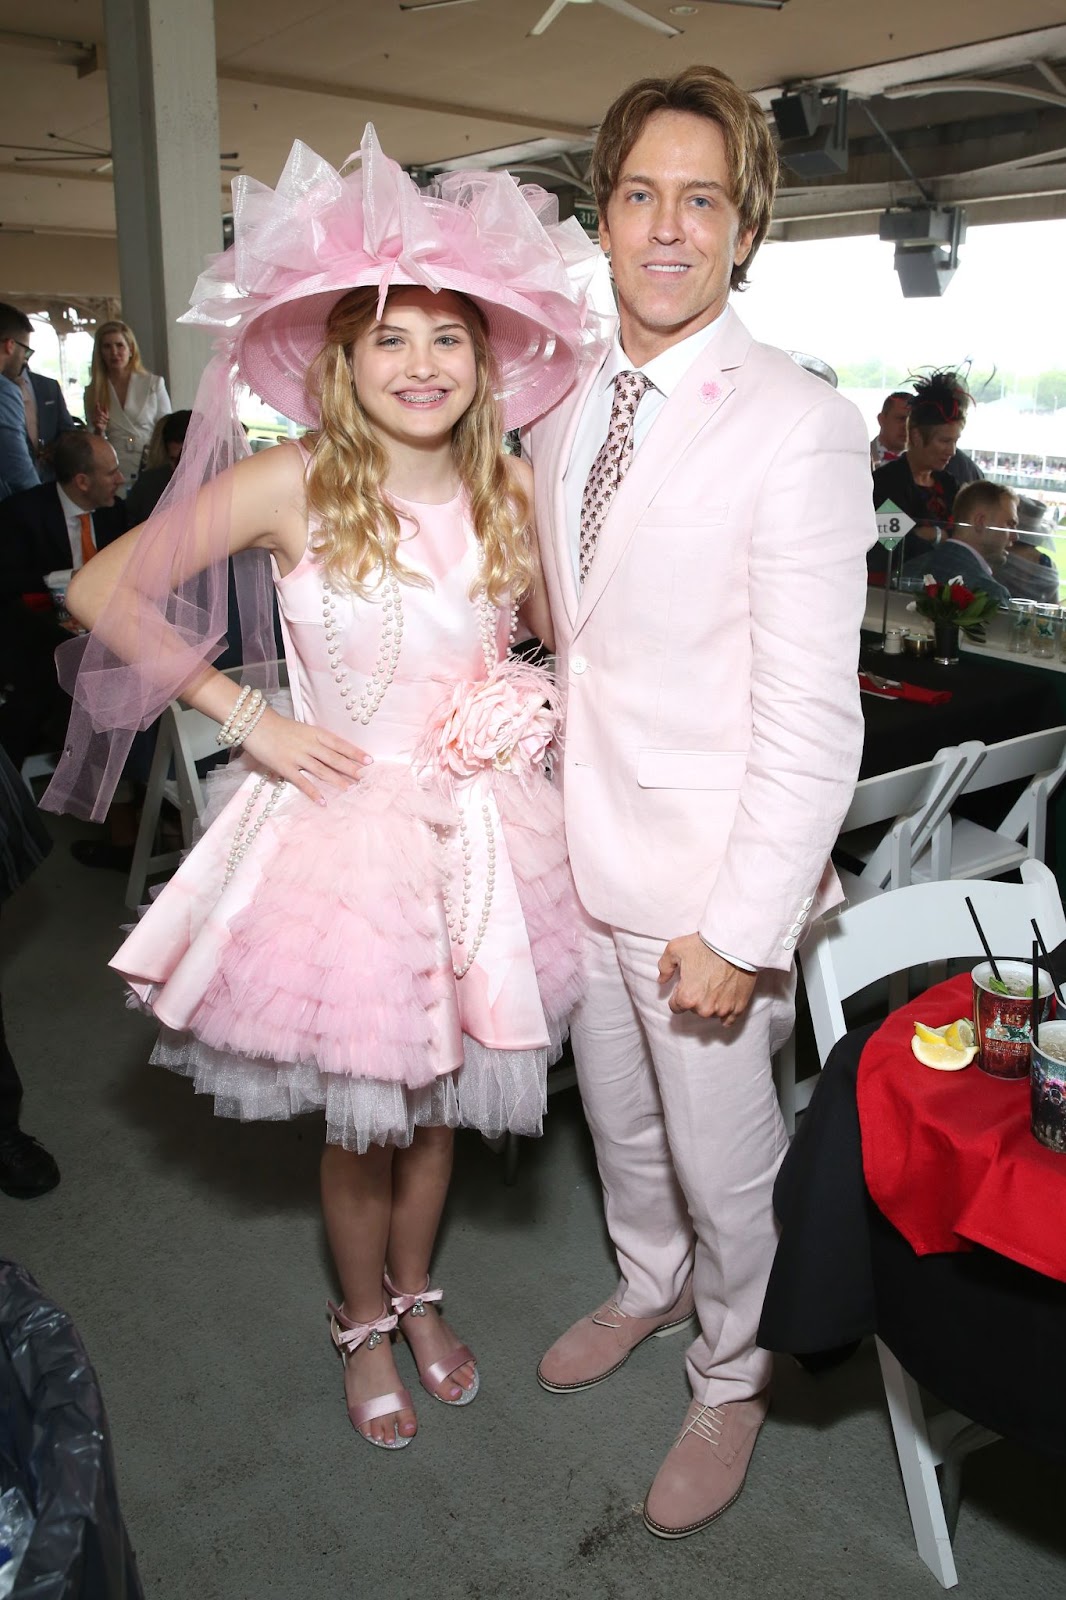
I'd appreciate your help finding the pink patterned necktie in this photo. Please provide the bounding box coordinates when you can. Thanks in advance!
[579,370,653,586]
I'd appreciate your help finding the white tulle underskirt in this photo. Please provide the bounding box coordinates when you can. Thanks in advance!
[150,1028,552,1154]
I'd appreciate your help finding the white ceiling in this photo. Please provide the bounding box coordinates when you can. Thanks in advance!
[0,2,1063,303]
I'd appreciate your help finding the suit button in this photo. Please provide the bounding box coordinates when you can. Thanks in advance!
[783,935,797,951]
[570,655,588,675]
[802,895,815,911]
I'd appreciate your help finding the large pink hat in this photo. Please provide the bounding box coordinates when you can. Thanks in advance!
[183,125,603,432]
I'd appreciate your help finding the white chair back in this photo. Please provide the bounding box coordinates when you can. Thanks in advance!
[837,742,984,893]
[801,858,1065,1067]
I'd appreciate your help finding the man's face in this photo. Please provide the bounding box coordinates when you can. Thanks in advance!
[878,397,910,452]
[598,110,755,365]
[965,494,1017,569]
[78,437,125,507]
[0,334,30,381]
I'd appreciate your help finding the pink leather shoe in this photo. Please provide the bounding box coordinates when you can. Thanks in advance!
[384,1272,480,1407]
[328,1300,415,1449]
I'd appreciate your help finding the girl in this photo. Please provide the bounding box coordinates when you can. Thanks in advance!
[50,128,599,1450]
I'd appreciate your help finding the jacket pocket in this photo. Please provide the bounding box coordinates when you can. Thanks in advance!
[636,749,747,790]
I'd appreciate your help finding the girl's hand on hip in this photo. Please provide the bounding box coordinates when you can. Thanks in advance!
[241,707,373,805]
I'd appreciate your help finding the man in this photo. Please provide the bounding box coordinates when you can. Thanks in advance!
[22,363,76,482]
[1000,493,1059,604]
[0,429,125,600]
[900,479,1014,606]
[526,67,874,1539]
[870,389,911,469]
[0,303,42,499]
[0,431,125,767]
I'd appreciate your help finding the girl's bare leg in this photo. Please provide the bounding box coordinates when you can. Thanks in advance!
[321,1141,418,1443]
[387,1125,477,1401]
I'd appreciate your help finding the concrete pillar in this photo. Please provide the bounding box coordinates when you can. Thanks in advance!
[103,0,221,406]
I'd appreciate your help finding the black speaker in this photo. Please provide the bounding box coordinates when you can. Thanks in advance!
[776,90,849,179]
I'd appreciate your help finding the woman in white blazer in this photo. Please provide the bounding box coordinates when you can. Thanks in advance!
[84,319,172,490]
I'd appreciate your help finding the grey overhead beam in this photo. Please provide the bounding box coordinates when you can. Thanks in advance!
[750,24,1066,107]
[216,66,593,141]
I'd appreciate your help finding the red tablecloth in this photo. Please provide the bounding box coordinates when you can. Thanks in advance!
[856,972,1066,1283]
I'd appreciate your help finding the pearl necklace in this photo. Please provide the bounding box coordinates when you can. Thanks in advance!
[224,774,287,887]
[322,558,518,728]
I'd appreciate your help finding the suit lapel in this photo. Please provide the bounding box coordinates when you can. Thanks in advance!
[574,313,751,635]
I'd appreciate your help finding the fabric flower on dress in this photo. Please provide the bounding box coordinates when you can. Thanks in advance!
[421,659,561,793]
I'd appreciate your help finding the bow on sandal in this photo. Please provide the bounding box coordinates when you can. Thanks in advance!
[327,1301,414,1449]
[384,1273,480,1407]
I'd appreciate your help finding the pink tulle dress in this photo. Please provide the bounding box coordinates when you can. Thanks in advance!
[110,486,584,1152]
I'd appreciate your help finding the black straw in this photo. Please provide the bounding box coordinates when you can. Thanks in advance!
[1031,918,1064,1006]
[966,896,1002,983]
[1032,940,1040,1046]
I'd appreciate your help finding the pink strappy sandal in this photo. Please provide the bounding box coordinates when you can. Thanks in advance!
[384,1273,480,1407]
[327,1301,415,1449]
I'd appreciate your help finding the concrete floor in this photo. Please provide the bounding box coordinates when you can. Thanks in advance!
[5,813,1066,1600]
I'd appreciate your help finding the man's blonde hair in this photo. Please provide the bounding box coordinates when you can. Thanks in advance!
[589,65,779,290]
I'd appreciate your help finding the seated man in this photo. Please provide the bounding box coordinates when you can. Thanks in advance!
[1000,494,1060,604]
[0,431,125,765]
[900,479,1014,607]
[0,429,125,600]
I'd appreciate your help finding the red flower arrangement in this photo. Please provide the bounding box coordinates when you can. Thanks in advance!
[911,574,1000,640]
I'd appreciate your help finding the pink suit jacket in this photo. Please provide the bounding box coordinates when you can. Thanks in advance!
[527,310,877,973]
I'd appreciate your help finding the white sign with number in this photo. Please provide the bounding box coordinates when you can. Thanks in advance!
[875,500,915,550]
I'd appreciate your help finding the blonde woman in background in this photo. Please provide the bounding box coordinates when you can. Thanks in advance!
[84,319,171,489]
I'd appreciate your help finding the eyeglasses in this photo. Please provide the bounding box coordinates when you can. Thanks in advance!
[13,341,33,358]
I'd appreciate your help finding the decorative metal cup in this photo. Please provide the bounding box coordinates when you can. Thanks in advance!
[1030,1020,1066,1153]
[972,959,1055,1079]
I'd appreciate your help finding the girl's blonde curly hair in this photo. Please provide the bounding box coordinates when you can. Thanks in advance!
[304,286,533,606]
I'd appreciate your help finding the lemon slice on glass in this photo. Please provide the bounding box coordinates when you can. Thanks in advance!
[911,1029,977,1070]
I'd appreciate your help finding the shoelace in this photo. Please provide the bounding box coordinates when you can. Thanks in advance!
[591,1301,627,1330]
[679,1404,725,1450]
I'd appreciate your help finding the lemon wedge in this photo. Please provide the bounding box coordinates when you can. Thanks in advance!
[943,1019,975,1052]
[911,1028,976,1070]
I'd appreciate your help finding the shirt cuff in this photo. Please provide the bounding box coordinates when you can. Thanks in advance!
[697,933,756,973]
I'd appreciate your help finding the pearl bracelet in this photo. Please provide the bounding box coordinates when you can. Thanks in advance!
[217,686,265,747]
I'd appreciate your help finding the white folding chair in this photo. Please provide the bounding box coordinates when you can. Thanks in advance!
[776,744,985,1134]
[125,662,288,909]
[908,725,1066,884]
[799,861,1066,1588]
[834,742,985,901]
[125,701,223,908]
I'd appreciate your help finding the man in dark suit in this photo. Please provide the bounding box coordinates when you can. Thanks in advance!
[0,429,125,601]
[21,366,76,481]
[0,430,125,765]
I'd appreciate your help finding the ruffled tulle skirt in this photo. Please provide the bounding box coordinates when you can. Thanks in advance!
[113,757,584,1152]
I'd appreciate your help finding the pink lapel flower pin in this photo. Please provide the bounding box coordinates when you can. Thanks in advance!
[700,381,722,404]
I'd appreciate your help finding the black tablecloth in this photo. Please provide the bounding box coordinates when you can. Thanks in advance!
[859,634,1065,780]
[757,1026,1066,1462]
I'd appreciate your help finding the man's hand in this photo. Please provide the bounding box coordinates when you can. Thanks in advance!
[658,935,757,1024]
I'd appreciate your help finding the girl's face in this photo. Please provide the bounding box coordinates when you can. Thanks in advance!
[101,332,131,371]
[349,288,479,451]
